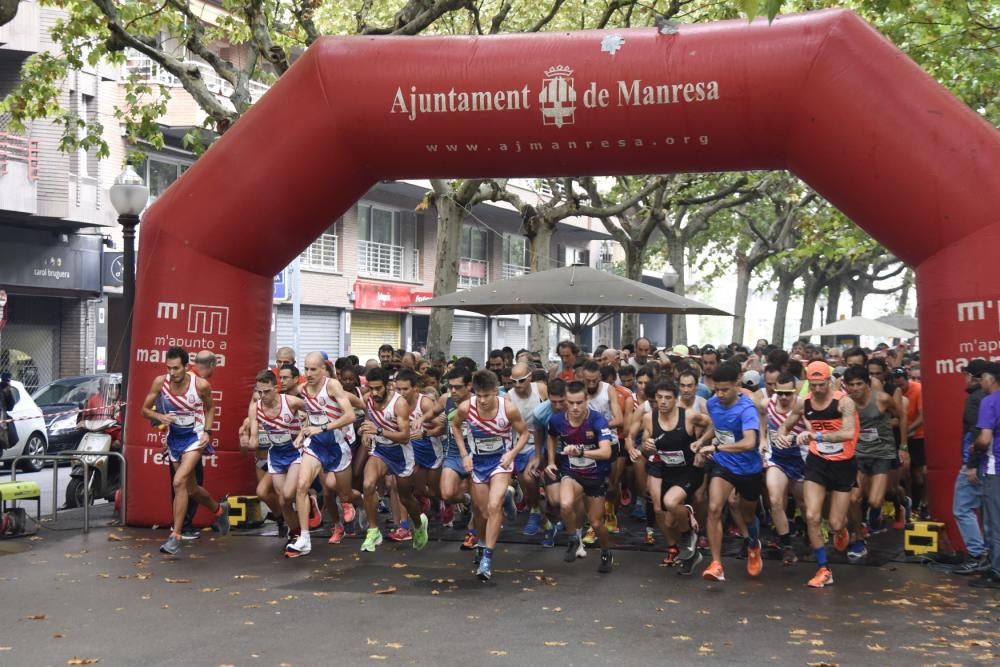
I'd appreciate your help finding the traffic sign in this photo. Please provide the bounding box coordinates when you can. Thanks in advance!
[273,270,288,301]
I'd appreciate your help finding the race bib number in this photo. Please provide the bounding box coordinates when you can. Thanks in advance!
[817,440,844,455]
[257,432,272,447]
[173,413,195,428]
[475,437,504,454]
[268,431,292,445]
[308,414,330,426]
[858,427,880,443]
[715,430,735,446]
[660,450,685,467]
[569,455,596,470]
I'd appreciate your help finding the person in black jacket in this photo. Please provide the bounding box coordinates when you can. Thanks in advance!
[952,359,991,574]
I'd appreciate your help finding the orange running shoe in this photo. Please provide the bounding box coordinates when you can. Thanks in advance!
[702,560,725,582]
[341,502,356,524]
[833,527,849,552]
[747,540,763,577]
[328,523,345,544]
[461,530,478,550]
[807,566,834,588]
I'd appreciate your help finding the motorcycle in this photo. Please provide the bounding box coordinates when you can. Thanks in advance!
[64,415,122,509]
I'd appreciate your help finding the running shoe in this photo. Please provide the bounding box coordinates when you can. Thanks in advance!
[342,502,356,524]
[440,502,455,528]
[378,497,390,514]
[477,552,493,581]
[807,566,834,588]
[917,503,930,521]
[684,504,700,534]
[620,485,632,507]
[307,496,322,530]
[605,501,619,534]
[159,532,181,555]
[902,496,913,525]
[386,526,413,542]
[285,534,311,558]
[663,546,680,566]
[582,526,597,546]
[328,523,345,545]
[180,529,200,541]
[357,509,369,531]
[782,546,798,566]
[747,539,763,577]
[565,535,581,563]
[678,550,704,576]
[412,513,429,550]
[697,535,709,550]
[540,520,557,548]
[645,527,656,546]
[598,550,614,574]
[702,560,725,582]
[461,530,478,550]
[631,500,647,521]
[953,554,991,575]
[846,540,868,562]
[575,535,588,559]
[678,530,698,562]
[833,527,850,552]
[503,487,517,522]
[213,501,231,536]
[344,518,357,538]
[360,528,383,552]
[523,511,543,536]
[474,545,484,567]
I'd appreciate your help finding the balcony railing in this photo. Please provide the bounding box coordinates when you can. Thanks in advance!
[502,263,530,279]
[458,258,489,288]
[0,133,39,181]
[301,234,338,272]
[123,51,270,106]
[358,240,419,281]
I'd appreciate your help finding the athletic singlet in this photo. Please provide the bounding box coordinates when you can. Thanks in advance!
[159,372,204,436]
[507,383,541,444]
[256,394,301,450]
[804,390,859,461]
[408,394,431,442]
[766,394,806,457]
[650,408,696,469]
[855,392,897,460]
[612,385,633,439]
[588,382,618,442]
[302,378,354,443]
[466,395,513,456]
[366,392,402,447]
[680,396,707,415]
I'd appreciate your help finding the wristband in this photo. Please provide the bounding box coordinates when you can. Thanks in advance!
[203,429,213,435]
[815,432,823,444]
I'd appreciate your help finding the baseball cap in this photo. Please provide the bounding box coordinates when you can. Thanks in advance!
[671,344,690,357]
[965,359,988,378]
[805,361,831,381]
[742,370,761,389]
[890,367,908,379]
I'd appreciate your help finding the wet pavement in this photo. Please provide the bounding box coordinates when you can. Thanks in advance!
[2,513,998,666]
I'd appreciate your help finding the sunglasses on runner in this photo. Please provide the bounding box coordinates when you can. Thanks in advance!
[512,376,531,384]
[773,389,795,395]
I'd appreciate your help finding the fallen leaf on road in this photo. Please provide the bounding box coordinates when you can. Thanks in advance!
[867,644,886,652]
[738,618,748,625]
[810,650,836,656]
[369,655,386,660]
[876,598,915,607]
[430,590,441,595]
[233,574,258,579]
[544,641,567,647]
[806,663,838,667]
[107,534,123,542]
[698,644,713,653]
[490,650,507,656]
[200,587,220,593]
[53,634,63,639]
[67,658,99,665]
[164,578,191,584]
[766,615,782,620]
[135,573,151,580]
[789,629,808,635]
[403,574,421,579]
[26,614,47,621]
[581,641,597,646]
[374,586,397,595]
[366,638,378,646]
[391,563,408,569]
[312,592,328,597]
[0,646,11,651]
[672,636,691,641]
[385,643,403,649]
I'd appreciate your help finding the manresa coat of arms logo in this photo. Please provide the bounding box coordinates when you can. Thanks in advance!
[539,66,576,128]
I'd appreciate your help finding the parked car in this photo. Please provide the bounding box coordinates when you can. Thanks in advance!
[31,374,121,455]
[0,380,49,472]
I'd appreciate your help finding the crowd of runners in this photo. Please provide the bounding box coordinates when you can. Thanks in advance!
[141,337,1000,588]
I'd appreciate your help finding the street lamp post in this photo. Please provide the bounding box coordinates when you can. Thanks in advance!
[109,165,149,400]
[817,295,828,348]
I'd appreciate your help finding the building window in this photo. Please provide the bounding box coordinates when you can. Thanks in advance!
[141,157,189,202]
[357,202,420,281]
[301,222,339,272]
[502,233,530,279]
[458,225,489,288]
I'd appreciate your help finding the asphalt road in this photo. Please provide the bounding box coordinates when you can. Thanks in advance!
[1,522,996,666]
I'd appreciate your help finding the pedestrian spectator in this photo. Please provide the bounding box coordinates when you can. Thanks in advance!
[953,359,991,575]
[969,362,1000,588]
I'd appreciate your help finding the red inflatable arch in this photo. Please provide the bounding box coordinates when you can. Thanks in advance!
[127,9,1000,546]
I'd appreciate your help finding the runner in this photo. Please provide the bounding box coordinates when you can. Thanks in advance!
[283,352,360,556]
[546,380,615,573]
[581,361,623,545]
[506,362,548,535]
[641,380,713,575]
[245,370,309,551]
[701,362,764,582]
[278,363,302,397]
[358,367,428,553]
[844,365,907,560]
[142,346,229,556]
[762,372,808,565]
[531,378,568,547]
[394,369,445,529]
[776,361,860,588]
[453,370,532,581]
[892,368,927,517]
[678,370,708,415]
[605,364,635,534]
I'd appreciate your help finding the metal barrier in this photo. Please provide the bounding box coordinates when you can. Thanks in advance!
[10,451,127,533]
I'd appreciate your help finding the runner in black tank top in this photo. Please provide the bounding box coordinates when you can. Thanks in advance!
[640,381,713,574]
